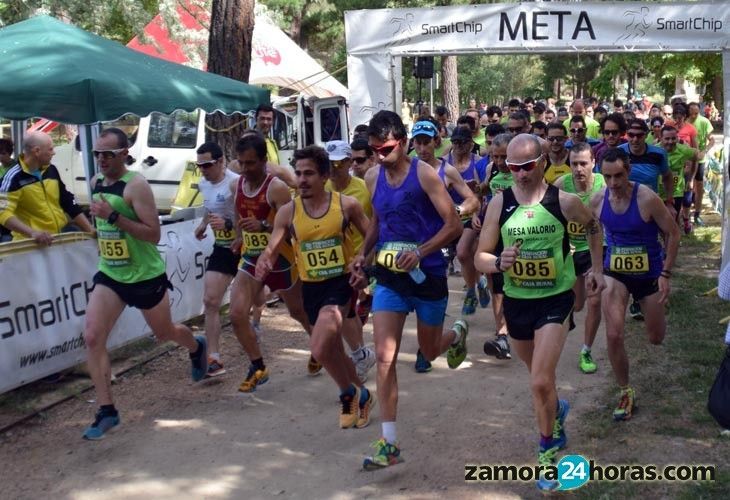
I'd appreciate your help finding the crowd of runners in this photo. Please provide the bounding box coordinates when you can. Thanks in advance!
[78,94,715,492]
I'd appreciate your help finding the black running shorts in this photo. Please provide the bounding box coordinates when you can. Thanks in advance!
[503,290,575,341]
[93,271,173,310]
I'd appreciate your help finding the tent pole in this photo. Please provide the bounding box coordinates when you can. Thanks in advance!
[78,124,99,207]
[721,50,730,270]
[11,120,26,156]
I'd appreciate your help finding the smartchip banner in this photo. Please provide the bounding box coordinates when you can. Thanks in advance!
[0,220,223,394]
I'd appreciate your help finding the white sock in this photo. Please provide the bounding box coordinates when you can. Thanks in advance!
[210,352,221,362]
[450,327,462,346]
[351,346,365,360]
[581,345,591,354]
[382,421,397,444]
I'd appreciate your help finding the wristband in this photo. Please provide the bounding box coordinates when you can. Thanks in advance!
[224,218,233,231]
[660,269,672,278]
[495,256,504,272]
[107,211,120,225]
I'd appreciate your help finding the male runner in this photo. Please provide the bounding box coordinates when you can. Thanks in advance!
[83,128,207,440]
[687,102,715,226]
[553,143,605,374]
[352,111,467,470]
[474,134,605,492]
[590,148,679,421]
[228,133,315,393]
[256,145,374,429]
[193,142,240,377]
[658,125,699,234]
[543,123,571,184]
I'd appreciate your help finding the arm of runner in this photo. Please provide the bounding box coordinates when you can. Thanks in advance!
[445,164,480,216]
[552,175,566,190]
[255,201,293,281]
[342,193,370,241]
[350,168,379,289]
[229,178,242,254]
[91,176,160,244]
[560,190,606,296]
[267,161,297,189]
[643,186,680,304]
[194,209,209,240]
[400,161,463,271]
[660,170,677,218]
[474,193,518,274]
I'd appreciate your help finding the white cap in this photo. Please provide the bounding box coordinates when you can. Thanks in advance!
[325,140,351,161]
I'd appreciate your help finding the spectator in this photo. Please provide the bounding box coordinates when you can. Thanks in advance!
[0,131,93,244]
[0,137,16,242]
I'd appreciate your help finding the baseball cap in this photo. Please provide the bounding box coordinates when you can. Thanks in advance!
[411,120,438,138]
[325,140,351,161]
[451,126,473,141]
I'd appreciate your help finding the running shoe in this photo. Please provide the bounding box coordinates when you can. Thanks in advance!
[683,217,693,235]
[307,355,323,376]
[613,387,636,421]
[447,319,469,369]
[363,438,404,470]
[694,214,705,226]
[552,399,570,450]
[629,300,644,321]
[357,389,376,429]
[579,350,597,374]
[190,336,208,382]
[339,386,360,429]
[266,295,282,307]
[238,365,270,393]
[483,334,511,360]
[353,347,376,383]
[477,275,491,308]
[461,289,478,316]
[415,349,432,373]
[356,296,373,325]
[536,444,560,492]
[83,409,120,440]
[206,357,226,378]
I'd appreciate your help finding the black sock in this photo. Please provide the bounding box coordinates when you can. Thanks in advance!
[100,404,117,415]
[252,358,265,371]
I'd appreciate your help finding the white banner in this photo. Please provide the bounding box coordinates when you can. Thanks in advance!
[345,1,730,128]
[0,219,223,394]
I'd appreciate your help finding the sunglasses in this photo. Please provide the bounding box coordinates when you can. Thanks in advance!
[626,131,646,139]
[603,129,621,136]
[547,136,565,142]
[352,156,370,165]
[507,127,523,133]
[570,128,586,134]
[373,140,400,157]
[507,155,542,172]
[330,160,348,169]
[452,139,472,146]
[196,160,217,168]
[93,148,125,160]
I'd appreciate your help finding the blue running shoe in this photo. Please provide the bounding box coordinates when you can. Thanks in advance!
[477,275,491,308]
[415,349,432,373]
[83,409,120,440]
[552,399,570,450]
[461,289,477,316]
[190,335,208,382]
[536,444,560,492]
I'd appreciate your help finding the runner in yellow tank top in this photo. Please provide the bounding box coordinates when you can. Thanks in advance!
[256,145,375,430]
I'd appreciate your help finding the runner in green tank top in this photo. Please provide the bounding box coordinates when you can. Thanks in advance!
[82,128,208,441]
[475,134,605,493]
[553,143,606,375]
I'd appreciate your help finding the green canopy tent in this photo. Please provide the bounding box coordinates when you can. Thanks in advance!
[0,15,269,196]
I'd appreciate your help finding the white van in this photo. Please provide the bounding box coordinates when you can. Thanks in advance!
[54,94,349,212]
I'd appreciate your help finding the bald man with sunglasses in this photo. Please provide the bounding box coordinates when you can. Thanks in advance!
[475,133,605,493]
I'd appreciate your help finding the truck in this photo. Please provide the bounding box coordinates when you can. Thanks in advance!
[52,93,349,212]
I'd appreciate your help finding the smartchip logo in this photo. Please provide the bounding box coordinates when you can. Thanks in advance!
[616,7,724,43]
[421,21,483,36]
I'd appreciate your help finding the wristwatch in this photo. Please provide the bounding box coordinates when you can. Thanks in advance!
[224,218,233,231]
[495,256,504,272]
[107,211,120,225]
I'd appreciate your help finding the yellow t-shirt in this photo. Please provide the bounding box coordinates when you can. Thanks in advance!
[325,176,371,252]
[265,138,280,165]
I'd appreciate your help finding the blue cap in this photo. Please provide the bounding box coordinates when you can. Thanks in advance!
[411,120,438,138]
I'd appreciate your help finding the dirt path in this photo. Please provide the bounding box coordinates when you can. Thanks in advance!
[0,274,647,499]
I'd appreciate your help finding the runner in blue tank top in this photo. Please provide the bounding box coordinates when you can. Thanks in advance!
[349,111,465,471]
[590,148,679,423]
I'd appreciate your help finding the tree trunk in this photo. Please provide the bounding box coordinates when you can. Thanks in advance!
[206,0,255,160]
[442,56,459,121]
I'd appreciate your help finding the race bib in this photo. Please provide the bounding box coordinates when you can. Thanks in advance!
[376,241,418,273]
[213,228,235,246]
[98,232,130,265]
[567,221,586,241]
[507,249,557,288]
[243,232,269,256]
[609,245,649,274]
[300,237,346,279]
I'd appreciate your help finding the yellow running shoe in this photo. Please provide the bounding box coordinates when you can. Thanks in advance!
[613,387,635,421]
[238,365,270,393]
[357,388,376,429]
[339,386,360,429]
[308,355,323,376]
